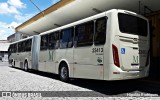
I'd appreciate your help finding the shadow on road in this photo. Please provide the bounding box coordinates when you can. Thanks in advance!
[69,79,139,95]
[11,66,160,95]
[28,70,160,95]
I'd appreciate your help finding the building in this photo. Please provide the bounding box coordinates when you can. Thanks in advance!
[7,32,29,43]
[7,34,15,43]
[145,11,160,78]
[0,40,10,61]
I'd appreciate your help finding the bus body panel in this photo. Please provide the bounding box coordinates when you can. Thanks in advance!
[38,50,47,72]
[46,50,56,73]
[56,48,74,77]
[73,45,104,80]
[117,35,148,71]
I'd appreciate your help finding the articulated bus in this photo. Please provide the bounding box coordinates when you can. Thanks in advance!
[8,9,150,81]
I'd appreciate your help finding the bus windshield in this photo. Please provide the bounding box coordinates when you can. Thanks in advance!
[118,13,148,36]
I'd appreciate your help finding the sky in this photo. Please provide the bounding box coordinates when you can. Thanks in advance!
[0,0,60,40]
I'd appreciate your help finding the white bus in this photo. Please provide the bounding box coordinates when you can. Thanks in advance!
[8,9,150,81]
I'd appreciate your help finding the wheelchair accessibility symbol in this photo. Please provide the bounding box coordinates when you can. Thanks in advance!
[121,48,125,54]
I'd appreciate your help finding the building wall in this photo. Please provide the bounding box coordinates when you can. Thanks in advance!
[0,40,10,62]
[145,11,160,78]
[7,34,15,43]
[146,12,160,57]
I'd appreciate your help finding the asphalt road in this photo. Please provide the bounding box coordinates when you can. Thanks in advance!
[0,62,159,99]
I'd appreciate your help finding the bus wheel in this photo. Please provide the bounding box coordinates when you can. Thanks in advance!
[59,63,69,82]
[24,61,28,71]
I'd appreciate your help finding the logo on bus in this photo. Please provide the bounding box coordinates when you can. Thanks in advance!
[132,55,139,64]
[97,57,102,63]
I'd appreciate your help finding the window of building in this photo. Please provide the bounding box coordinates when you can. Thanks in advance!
[48,31,59,49]
[75,21,94,47]
[60,27,74,49]
[94,17,107,45]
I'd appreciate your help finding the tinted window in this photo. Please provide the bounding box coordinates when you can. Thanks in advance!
[11,44,14,53]
[48,31,59,49]
[13,44,17,53]
[75,21,94,47]
[22,41,26,52]
[18,41,26,52]
[25,39,32,51]
[14,44,17,53]
[8,45,13,53]
[118,13,148,36]
[18,42,22,52]
[9,45,13,53]
[60,27,74,49]
[94,17,107,45]
[40,35,48,50]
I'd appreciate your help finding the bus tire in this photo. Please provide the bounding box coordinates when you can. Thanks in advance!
[24,61,28,71]
[59,63,69,82]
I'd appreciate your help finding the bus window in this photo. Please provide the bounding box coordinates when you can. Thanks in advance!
[118,13,148,36]
[18,42,22,52]
[60,27,74,49]
[22,41,25,52]
[40,35,48,50]
[94,17,107,45]
[8,45,11,58]
[26,39,32,51]
[48,31,59,49]
[9,45,13,53]
[13,44,17,53]
[75,21,94,47]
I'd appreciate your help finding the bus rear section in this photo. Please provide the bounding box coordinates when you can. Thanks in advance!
[108,10,149,80]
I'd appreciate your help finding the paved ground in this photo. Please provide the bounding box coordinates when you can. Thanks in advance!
[0,62,159,100]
